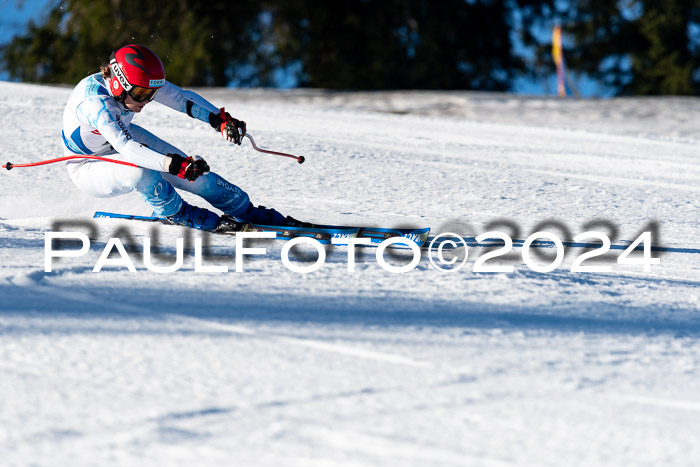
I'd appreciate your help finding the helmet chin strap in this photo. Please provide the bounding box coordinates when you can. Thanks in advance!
[112,86,127,103]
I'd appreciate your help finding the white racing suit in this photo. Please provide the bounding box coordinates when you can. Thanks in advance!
[62,73,251,227]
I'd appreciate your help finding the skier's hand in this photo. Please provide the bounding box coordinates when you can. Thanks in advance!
[167,154,210,182]
[210,108,246,145]
[223,117,246,145]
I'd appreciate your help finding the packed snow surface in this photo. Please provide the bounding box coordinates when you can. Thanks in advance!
[1,82,699,466]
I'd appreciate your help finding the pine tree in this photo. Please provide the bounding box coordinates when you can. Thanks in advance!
[268,0,527,90]
[553,0,700,95]
[0,0,265,86]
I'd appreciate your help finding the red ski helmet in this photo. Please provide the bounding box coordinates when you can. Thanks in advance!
[109,44,165,102]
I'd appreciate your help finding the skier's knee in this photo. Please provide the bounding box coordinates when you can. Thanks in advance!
[119,165,148,188]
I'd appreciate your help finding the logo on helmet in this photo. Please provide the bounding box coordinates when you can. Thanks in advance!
[123,46,151,76]
[149,79,165,87]
[110,59,132,91]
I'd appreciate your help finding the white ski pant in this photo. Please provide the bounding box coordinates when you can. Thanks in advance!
[65,125,250,217]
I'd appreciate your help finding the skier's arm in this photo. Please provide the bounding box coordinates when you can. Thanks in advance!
[153,81,219,124]
[76,98,170,171]
[153,81,247,145]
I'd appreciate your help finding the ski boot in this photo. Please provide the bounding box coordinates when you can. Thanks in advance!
[213,214,244,233]
[166,201,220,231]
[237,204,312,227]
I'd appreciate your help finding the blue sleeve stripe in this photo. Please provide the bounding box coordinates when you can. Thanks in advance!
[61,129,93,155]
[62,130,83,154]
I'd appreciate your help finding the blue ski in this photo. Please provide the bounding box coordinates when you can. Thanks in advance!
[93,211,360,244]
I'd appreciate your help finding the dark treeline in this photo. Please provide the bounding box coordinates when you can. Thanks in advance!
[1,0,698,95]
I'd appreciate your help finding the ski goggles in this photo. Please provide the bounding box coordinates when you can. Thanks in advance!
[128,85,159,103]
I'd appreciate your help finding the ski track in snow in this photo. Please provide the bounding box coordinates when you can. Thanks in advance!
[1,81,700,466]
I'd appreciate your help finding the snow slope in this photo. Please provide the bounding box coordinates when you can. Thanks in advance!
[1,81,699,466]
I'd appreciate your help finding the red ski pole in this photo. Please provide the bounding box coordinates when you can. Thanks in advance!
[3,155,138,170]
[3,133,306,170]
[244,133,305,164]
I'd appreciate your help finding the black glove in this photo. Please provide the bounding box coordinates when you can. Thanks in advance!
[167,153,210,181]
[209,108,246,145]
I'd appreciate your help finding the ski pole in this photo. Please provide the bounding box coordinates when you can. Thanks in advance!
[3,133,307,170]
[244,133,305,164]
[3,155,138,170]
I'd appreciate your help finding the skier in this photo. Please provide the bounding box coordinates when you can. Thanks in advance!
[62,44,304,231]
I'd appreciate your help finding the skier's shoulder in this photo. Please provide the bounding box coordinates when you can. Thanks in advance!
[73,73,108,97]
[74,84,123,127]
[84,73,112,98]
